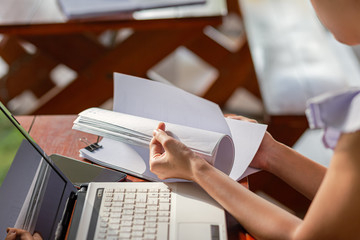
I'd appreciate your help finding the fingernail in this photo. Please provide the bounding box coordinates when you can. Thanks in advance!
[153,129,158,136]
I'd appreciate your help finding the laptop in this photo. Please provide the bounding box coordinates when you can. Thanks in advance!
[0,102,228,240]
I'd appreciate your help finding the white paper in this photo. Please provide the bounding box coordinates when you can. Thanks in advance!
[77,73,267,181]
[74,107,231,158]
[80,138,189,182]
[113,73,231,136]
[226,118,266,181]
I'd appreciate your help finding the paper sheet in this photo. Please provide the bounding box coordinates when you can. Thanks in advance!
[226,118,266,180]
[113,73,231,136]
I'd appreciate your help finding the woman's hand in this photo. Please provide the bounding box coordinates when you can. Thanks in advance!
[5,228,42,240]
[225,115,277,171]
[149,122,208,181]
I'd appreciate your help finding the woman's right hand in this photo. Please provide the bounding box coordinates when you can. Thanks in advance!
[149,122,209,181]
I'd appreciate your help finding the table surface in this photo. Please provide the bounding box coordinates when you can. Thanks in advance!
[16,114,254,240]
[0,0,226,34]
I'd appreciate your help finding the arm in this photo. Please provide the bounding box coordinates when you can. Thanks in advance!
[150,123,360,239]
[256,133,326,200]
[227,115,327,200]
[150,123,302,240]
[293,131,360,239]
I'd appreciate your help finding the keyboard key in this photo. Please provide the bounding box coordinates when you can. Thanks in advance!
[133,225,144,231]
[147,199,158,205]
[145,222,157,228]
[125,193,136,199]
[109,218,121,224]
[158,217,170,222]
[121,220,132,227]
[121,215,133,221]
[159,203,170,211]
[134,214,145,220]
[132,231,144,237]
[105,188,114,193]
[120,226,131,232]
[119,232,131,238]
[145,216,157,222]
[144,233,156,240]
[133,219,145,225]
[157,223,169,239]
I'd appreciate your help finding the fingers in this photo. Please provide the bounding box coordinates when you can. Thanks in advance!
[149,136,163,159]
[226,115,257,123]
[5,228,41,240]
[5,229,16,240]
[157,122,165,131]
[152,124,172,147]
[149,122,167,159]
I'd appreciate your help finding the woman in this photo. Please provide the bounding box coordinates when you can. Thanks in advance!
[149,0,360,238]
[5,0,360,239]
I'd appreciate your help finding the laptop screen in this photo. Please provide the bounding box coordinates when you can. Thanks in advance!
[0,105,76,239]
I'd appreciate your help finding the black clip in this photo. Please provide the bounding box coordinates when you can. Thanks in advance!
[79,137,102,152]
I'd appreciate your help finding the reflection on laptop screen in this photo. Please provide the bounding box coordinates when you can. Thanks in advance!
[0,108,75,239]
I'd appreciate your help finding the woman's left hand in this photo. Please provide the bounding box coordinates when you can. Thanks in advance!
[5,228,42,240]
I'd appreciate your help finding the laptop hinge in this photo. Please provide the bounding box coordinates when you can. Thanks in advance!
[54,185,87,240]
[66,186,88,240]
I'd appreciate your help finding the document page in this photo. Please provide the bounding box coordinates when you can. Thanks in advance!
[113,73,232,136]
[225,118,266,180]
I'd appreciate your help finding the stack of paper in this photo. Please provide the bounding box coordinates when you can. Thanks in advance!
[73,107,233,163]
[73,73,267,182]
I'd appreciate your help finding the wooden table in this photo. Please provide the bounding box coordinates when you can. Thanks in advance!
[16,114,254,240]
[0,0,258,121]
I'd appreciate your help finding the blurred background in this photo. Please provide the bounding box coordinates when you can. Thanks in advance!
[2,0,360,150]
[0,0,259,116]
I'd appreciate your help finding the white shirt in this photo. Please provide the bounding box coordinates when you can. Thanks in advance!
[306,87,360,149]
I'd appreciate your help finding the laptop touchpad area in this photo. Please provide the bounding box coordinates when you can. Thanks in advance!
[178,223,220,240]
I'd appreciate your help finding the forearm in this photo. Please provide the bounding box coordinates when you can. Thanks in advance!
[192,161,302,240]
[265,141,327,200]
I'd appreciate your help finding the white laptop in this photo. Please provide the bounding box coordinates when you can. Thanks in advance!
[0,102,227,240]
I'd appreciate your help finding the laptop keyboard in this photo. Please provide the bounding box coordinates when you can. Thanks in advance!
[95,186,172,240]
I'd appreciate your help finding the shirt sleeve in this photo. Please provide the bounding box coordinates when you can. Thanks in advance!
[305,87,360,149]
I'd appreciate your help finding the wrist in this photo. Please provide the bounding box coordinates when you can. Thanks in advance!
[264,140,290,173]
[191,156,214,182]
